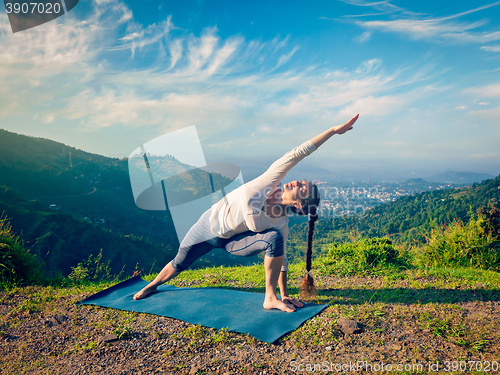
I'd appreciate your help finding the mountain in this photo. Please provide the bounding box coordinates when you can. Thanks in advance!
[4,128,499,277]
[426,171,494,185]
[0,186,178,277]
[0,128,179,247]
[0,129,258,277]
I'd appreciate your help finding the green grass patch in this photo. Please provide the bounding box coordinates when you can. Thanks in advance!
[415,210,500,271]
[316,237,411,277]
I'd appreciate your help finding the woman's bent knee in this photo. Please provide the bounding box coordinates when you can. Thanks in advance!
[170,258,186,273]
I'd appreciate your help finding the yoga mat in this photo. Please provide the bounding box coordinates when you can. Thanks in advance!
[77,276,327,343]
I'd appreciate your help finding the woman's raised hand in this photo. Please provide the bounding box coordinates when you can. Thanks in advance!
[310,114,359,148]
[333,113,359,135]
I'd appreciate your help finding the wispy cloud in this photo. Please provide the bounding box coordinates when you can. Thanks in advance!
[187,27,219,72]
[481,45,500,52]
[275,46,299,70]
[273,34,290,51]
[205,36,242,76]
[113,17,173,56]
[0,0,476,162]
[168,39,183,69]
[337,0,421,17]
[471,152,498,159]
[468,106,500,123]
[345,1,500,45]
[462,84,500,123]
[356,19,498,44]
[261,60,440,126]
[465,83,500,98]
[42,114,55,124]
[354,30,372,43]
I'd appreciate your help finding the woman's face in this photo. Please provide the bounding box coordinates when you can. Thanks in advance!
[282,180,313,205]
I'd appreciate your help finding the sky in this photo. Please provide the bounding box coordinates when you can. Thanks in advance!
[1,0,500,179]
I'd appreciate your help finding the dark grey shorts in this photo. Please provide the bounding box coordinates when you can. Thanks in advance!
[171,209,284,272]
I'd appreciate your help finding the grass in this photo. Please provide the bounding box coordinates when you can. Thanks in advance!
[317,237,410,277]
[1,214,500,373]
[75,263,500,346]
[161,263,268,291]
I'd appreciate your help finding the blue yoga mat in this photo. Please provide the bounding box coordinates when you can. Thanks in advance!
[77,276,327,343]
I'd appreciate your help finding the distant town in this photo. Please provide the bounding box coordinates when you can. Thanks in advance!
[315,179,467,218]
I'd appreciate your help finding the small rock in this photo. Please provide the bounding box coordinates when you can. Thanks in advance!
[337,318,363,334]
[43,319,53,327]
[325,346,332,351]
[97,334,118,345]
[189,366,201,375]
[1,333,16,342]
[53,314,68,324]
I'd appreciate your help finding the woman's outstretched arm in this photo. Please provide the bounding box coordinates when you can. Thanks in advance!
[310,114,359,149]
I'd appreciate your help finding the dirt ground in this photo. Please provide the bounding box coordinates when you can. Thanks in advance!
[1,276,499,374]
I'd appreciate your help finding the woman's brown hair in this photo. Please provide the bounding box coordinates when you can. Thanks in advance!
[288,183,320,300]
[301,207,318,299]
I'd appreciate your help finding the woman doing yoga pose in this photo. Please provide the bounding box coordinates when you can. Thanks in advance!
[134,114,359,312]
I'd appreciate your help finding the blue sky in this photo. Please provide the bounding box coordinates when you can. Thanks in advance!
[1,0,500,178]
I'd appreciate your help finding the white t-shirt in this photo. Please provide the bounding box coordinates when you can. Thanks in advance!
[209,140,317,271]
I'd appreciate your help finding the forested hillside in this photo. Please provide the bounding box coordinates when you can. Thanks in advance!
[2,128,500,277]
[288,175,500,260]
[0,186,179,277]
[0,129,181,244]
[0,130,257,277]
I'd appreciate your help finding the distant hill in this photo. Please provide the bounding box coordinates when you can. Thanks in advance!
[0,129,179,250]
[0,186,178,277]
[4,128,499,276]
[426,171,494,185]
[399,178,434,189]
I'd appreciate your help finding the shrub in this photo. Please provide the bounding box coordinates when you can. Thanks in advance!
[317,236,408,276]
[67,264,89,284]
[0,215,42,285]
[68,249,116,284]
[416,208,500,271]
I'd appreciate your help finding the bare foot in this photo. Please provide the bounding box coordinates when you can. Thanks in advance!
[263,296,296,312]
[133,285,157,300]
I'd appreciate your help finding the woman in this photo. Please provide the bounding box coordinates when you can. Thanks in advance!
[134,114,359,312]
